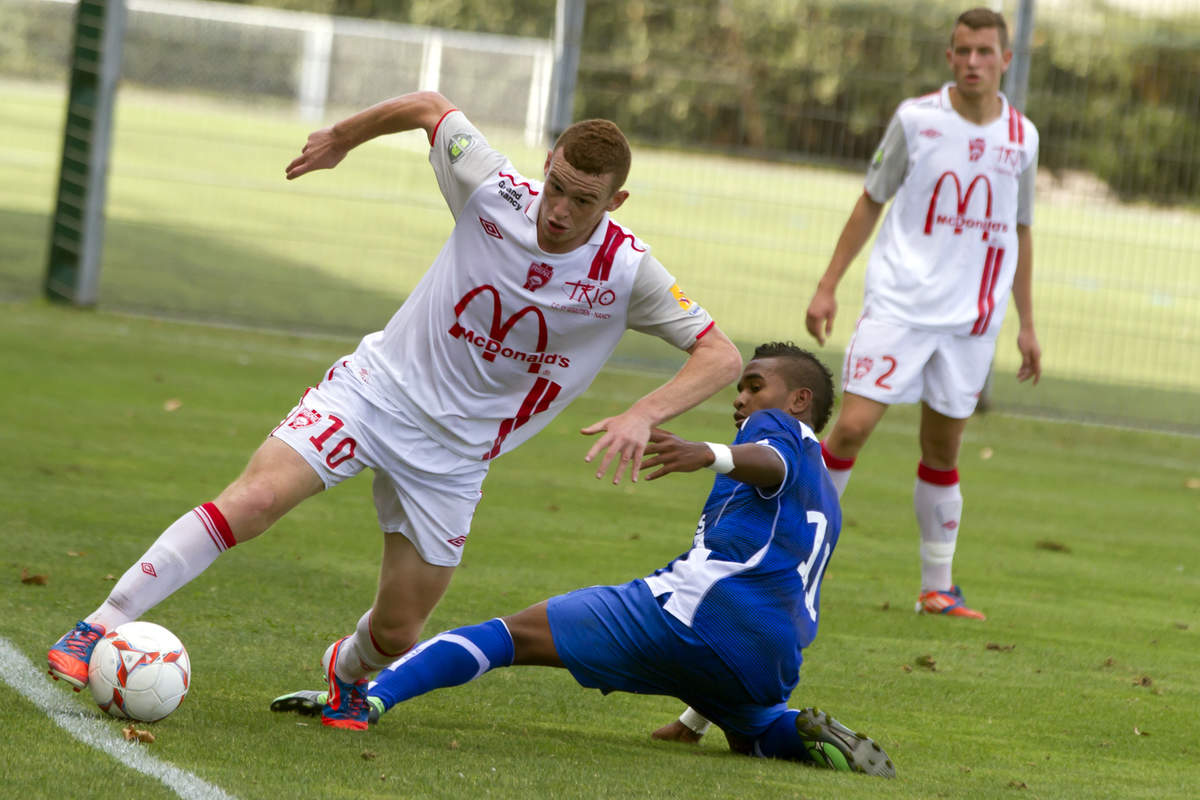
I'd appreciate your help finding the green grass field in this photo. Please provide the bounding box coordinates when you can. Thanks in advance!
[1,81,1199,432]
[2,300,1198,800]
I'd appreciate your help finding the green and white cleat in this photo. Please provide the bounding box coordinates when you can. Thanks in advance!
[271,689,383,725]
[794,708,895,778]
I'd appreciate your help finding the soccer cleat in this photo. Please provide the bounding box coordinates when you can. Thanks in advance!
[320,637,371,730]
[915,584,986,620]
[47,621,107,691]
[271,689,382,725]
[795,707,895,778]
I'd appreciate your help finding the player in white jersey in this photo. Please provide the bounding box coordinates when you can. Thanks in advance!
[270,343,895,778]
[801,7,1042,623]
[47,90,742,729]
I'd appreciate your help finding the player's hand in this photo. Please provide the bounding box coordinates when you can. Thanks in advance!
[580,409,656,484]
[1016,327,1041,384]
[805,286,837,346]
[286,127,349,180]
[639,429,713,481]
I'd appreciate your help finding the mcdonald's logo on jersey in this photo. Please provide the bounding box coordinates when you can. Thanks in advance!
[449,284,570,373]
[923,171,1007,241]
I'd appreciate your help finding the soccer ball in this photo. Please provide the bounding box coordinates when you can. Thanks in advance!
[88,621,191,722]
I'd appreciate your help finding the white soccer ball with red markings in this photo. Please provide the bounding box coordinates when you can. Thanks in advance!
[87,621,190,722]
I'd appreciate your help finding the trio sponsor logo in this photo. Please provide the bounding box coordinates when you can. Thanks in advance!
[992,145,1021,168]
[449,284,570,373]
[479,217,503,239]
[524,262,554,292]
[968,137,986,162]
[924,171,1005,241]
[564,279,616,308]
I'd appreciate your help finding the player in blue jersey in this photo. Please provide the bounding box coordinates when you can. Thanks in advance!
[271,343,894,777]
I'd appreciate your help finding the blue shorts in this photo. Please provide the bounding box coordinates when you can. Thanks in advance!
[546,579,789,737]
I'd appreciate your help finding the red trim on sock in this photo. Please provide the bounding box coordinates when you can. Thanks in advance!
[200,502,237,549]
[917,462,959,486]
[821,440,855,471]
[366,612,412,659]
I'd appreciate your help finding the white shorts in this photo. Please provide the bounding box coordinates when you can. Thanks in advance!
[270,358,487,567]
[841,317,996,419]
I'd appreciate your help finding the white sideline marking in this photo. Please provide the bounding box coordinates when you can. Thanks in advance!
[0,638,237,800]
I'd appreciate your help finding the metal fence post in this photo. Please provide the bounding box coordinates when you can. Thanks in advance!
[44,0,126,306]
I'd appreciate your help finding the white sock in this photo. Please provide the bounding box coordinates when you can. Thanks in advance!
[914,464,962,593]
[85,503,236,631]
[820,441,855,499]
[331,609,412,683]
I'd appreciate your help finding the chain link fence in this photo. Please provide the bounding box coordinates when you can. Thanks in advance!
[1,0,1197,433]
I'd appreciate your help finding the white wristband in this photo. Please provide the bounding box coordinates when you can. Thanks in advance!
[705,442,734,474]
[678,707,712,736]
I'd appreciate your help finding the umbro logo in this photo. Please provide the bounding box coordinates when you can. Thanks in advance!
[942,521,958,530]
[919,128,943,138]
[447,536,467,547]
[141,562,157,577]
[479,217,503,239]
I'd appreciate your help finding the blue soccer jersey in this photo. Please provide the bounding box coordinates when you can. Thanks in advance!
[642,409,842,705]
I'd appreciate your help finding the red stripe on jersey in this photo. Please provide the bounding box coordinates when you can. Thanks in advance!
[917,462,959,486]
[429,108,459,146]
[484,378,561,460]
[821,440,856,471]
[971,246,997,335]
[589,221,645,281]
[1008,107,1025,145]
[979,247,1005,334]
[499,171,540,196]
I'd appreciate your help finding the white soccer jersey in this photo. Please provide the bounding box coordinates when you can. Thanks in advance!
[862,83,1039,338]
[351,111,715,462]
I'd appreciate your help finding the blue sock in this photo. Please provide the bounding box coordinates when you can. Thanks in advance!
[752,710,815,762]
[366,618,515,712]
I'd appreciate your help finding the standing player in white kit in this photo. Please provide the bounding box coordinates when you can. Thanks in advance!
[48,90,742,730]
[807,7,1042,621]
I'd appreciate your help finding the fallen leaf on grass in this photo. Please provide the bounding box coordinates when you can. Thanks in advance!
[1134,727,1150,736]
[1101,657,1115,668]
[67,550,85,557]
[1185,477,1200,490]
[902,664,913,673]
[980,447,994,460]
[163,398,183,412]
[986,642,1016,652]
[448,739,460,750]
[103,574,117,581]
[123,725,155,743]
[1008,780,1028,789]
[20,568,49,585]
[1035,540,1071,553]
[1134,676,1153,687]
[914,654,937,671]
[880,601,890,611]
[361,751,377,761]
[1173,622,1190,630]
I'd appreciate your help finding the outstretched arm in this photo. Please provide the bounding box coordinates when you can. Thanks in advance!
[581,325,741,485]
[285,91,456,180]
[805,191,884,346]
[1012,223,1041,384]
[640,428,786,486]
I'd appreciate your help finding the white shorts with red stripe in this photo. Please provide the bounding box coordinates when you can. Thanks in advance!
[841,317,996,419]
[270,357,487,567]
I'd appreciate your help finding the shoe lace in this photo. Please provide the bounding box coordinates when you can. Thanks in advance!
[60,622,102,658]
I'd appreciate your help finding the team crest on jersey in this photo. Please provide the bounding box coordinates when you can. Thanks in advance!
[968,137,986,162]
[288,408,322,429]
[448,133,474,163]
[524,262,554,292]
